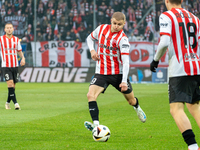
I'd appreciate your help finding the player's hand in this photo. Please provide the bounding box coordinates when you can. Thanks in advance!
[90,50,100,61]
[119,82,128,92]
[150,60,159,72]
[20,57,25,66]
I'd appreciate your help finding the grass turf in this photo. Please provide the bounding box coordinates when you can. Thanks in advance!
[0,82,199,150]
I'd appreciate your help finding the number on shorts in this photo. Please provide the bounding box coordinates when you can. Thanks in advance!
[5,74,9,80]
[91,78,97,84]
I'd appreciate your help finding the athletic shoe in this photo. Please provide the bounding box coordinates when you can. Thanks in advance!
[15,103,21,110]
[134,106,146,123]
[188,148,200,150]
[84,121,94,131]
[5,103,11,109]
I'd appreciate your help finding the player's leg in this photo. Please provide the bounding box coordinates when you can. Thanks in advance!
[87,85,104,125]
[170,102,199,150]
[169,76,199,150]
[123,91,146,123]
[111,74,146,122]
[85,74,107,131]
[5,68,20,110]
[186,101,200,128]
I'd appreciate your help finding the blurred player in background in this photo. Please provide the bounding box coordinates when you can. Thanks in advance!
[150,0,200,149]
[84,12,147,131]
[0,23,25,110]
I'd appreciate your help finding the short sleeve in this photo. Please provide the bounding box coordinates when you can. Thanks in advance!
[159,13,171,36]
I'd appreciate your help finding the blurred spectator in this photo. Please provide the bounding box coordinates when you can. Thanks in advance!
[36,32,44,41]
[105,6,114,24]
[97,9,105,25]
[65,31,73,41]
[46,29,54,41]
[37,1,45,23]
[14,1,20,11]
[79,25,87,42]
[143,27,153,42]
[7,8,13,16]
[113,1,120,11]
[73,14,82,29]
[36,21,42,34]
[54,33,61,41]
[128,33,137,42]
[99,2,107,12]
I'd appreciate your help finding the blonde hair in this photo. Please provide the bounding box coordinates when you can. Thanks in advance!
[112,12,126,21]
[5,23,13,27]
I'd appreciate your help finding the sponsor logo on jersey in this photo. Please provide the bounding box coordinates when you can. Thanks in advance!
[122,44,129,48]
[160,23,168,27]
[184,53,198,62]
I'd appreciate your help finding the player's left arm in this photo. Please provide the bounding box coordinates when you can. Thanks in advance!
[17,39,25,66]
[119,37,130,92]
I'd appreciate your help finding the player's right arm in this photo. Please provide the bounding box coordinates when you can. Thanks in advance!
[86,25,101,61]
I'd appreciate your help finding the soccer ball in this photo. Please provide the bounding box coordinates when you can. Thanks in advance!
[92,125,111,142]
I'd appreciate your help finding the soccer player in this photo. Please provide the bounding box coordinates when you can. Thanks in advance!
[150,0,200,150]
[0,23,25,110]
[84,12,147,131]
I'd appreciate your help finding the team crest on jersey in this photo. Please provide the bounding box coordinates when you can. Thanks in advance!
[112,39,117,47]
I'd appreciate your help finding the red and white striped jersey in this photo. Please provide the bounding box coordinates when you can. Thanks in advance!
[90,24,130,75]
[0,35,22,68]
[159,8,200,77]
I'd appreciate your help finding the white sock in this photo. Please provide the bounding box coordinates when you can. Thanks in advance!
[93,120,99,126]
[6,102,10,104]
[15,103,19,106]
[188,144,199,150]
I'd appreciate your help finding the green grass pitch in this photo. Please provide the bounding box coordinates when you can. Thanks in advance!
[0,82,199,150]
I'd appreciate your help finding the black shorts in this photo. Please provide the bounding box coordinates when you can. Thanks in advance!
[2,67,19,83]
[169,75,200,104]
[90,74,133,94]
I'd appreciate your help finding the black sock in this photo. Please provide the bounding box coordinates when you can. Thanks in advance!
[7,88,12,103]
[89,101,99,121]
[133,97,139,108]
[182,129,197,146]
[8,87,17,104]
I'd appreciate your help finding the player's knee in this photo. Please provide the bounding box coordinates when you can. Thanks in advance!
[87,92,96,101]
[170,107,175,116]
[7,81,14,87]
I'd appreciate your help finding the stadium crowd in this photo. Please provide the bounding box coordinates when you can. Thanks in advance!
[0,0,199,45]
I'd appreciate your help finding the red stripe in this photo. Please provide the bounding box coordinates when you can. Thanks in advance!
[0,37,5,62]
[172,9,191,75]
[113,31,122,74]
[40,41,49,67]
[57,41,66,67]
[74,41,81,67]
[3,35,9,67]
[163,11,180,63]
[15,37,18,66]
[160,32,171,36]
[105,30,113,75]
[91,33,96,39]
[99,25,106,74]
[184,9,198,75]
[121,53,129,55]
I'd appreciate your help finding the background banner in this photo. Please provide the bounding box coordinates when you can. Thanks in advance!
[129,42,168,67]
[31,41,90,67]
[18,67,154,83]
